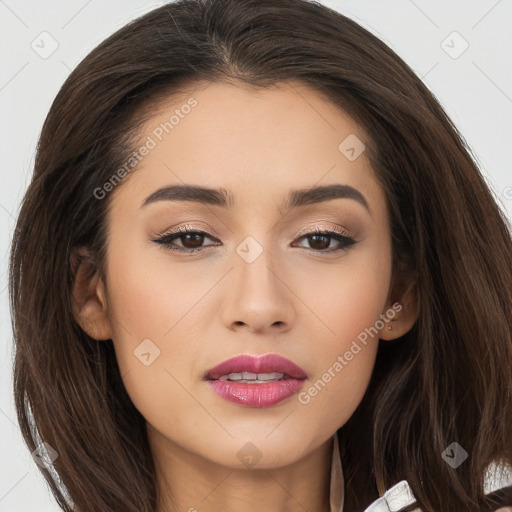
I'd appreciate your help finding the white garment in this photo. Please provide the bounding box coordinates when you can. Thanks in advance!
[329,432,512,512]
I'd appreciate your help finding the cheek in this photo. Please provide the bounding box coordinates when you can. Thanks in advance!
[103,241,211,422]
[292,243,392,426]
[105,232,205,346]
[294,240,391,343]
[295,291,383,431]
[104,260,192,431]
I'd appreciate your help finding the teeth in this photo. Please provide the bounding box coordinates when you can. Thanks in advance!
[255,372,284,381]
[218,371,286,383]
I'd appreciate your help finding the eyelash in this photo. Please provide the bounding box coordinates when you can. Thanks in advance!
[150,224,357,255]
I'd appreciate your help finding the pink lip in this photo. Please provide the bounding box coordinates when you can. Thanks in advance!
[205,353,308,408]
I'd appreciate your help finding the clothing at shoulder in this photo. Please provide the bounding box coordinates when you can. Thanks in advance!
[329,433,512,512]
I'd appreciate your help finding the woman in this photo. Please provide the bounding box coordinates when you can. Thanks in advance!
[9,0,512,510]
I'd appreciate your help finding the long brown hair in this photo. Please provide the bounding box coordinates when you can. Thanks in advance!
[9,0,512,510]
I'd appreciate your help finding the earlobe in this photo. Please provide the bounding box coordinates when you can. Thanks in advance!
[378,285,419,341]
[378,320,396,341]
[70,248,113,341]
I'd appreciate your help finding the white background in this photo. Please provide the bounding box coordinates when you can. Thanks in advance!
[1,1,511,510]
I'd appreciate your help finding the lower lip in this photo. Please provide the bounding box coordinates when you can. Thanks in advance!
[206,378,306,408]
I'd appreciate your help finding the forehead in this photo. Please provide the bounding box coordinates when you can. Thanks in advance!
[107,80,383,217]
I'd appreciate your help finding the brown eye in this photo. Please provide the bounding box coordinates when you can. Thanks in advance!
[308,233,331,250]
[150,227,356,255]
[178,232,206,249]
[151,229,219,253]
[293,231,356,253]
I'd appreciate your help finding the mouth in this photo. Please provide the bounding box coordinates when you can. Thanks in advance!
[216,371,292,383]
[204,353,308,408]
[205,353,308,381]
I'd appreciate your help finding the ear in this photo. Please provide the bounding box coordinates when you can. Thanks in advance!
[378,280,419,341]
[70,247,112,341]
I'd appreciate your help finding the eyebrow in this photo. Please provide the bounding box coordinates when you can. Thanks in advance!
[141,183,371,215]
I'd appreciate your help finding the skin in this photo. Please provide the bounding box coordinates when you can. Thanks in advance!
[73,80,417,512]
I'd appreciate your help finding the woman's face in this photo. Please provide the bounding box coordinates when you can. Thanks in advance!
[100,80,394,468]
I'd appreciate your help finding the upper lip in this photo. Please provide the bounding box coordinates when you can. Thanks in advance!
[205,353,308,380]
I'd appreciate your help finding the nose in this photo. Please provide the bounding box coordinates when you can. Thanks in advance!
[220,242,295,335]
